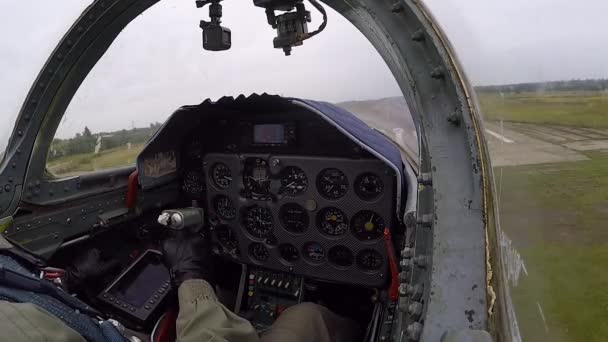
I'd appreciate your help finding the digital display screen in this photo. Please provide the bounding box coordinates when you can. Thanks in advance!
[109,253,169,307]
[253,124,285,144]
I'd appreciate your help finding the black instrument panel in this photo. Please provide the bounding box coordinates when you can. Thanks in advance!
[204,153,396,287]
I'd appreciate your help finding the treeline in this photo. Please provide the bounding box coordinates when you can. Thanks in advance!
[476,79,608,93]
[48,122,162,160]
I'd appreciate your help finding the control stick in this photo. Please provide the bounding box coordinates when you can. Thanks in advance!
[157,208,205,232]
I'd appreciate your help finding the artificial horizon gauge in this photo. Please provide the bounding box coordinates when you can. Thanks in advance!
[302,241,325,263]
[212,162,232,189]
[350,210,385,241]
[243,205,274,238]
[316,168,348,200]
[280,166,308,196]
[354,172,384,201]
[214,195,236,220]
[279,203,309,233]
[317,207,348,236]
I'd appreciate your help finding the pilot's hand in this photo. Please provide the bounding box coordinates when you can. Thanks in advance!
[161,231,214,288]
[64,248,120,292]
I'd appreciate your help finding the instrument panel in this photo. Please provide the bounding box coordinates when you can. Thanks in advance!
[203,153,396,287]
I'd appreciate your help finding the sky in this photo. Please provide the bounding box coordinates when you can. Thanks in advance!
[1,0,607,144]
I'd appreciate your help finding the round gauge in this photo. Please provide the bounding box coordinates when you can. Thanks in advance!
[215,225,238,251]
[182,170,205,196]
[316,168,348,200]
[279,203,309,233]
[211,163,232,189]
[279,243,300,263]
[350,210,385,241]
[280,166,308,197]
[354,173,384,201]
[302,242,325,263]
[249,242,269,262]
[213,195,236,220]
[317,207,348,236]
[242,206,274,238]
[243,158,271,199]
[328,245,354,268]
[356,249,384,271]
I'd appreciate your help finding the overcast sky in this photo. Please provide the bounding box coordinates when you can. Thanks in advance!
[1,0,607,143]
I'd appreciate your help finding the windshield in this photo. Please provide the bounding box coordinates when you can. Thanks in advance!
[0,2,91,163]
[42,1,412,176]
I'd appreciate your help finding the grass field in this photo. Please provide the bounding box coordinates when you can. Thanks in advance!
[478,91,608,128]
[479,90,608,340]
[47,143,144,176]
[497,151,608,341]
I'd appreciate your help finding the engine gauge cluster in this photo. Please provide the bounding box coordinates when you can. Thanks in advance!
[279,203,309,233]
[212,163,232,189]
[249,242,270,262]
[356,249,384,271]
[350,210,385,241]
[328,245,354,268]
[316,168,348,200]
[280,166,308,197]
[214,195,236,220]
[355,173,384,201]
[316,207,348,237]
[279,243,300,263]
[204,153,395,287]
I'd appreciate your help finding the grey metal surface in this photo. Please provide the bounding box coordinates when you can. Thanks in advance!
[204,153,396,287]
[320,0,497,339]
[5,183,178,258]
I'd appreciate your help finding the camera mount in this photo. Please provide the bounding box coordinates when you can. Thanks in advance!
[196,0,231,51]
[254,0,327,56]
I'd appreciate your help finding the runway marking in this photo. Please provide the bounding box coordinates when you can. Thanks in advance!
[537,302,550,333]
[486,129,515,143]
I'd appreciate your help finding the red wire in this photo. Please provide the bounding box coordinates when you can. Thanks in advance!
[383,227,400,302]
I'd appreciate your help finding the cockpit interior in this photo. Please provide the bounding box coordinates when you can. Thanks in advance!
[0,1,501,341]
[5,94,417,340]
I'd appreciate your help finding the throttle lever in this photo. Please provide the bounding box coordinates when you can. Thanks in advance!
[157,208,205,233]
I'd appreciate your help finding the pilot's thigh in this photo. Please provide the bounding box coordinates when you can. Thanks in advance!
[261,302,360,342]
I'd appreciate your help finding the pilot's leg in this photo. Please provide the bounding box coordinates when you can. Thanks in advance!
[261,302,360,342]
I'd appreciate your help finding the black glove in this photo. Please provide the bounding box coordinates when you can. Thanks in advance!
[161,231,214,288]
[63,248,120,292]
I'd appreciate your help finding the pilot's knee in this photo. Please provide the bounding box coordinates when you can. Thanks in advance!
[282,302,327,317]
